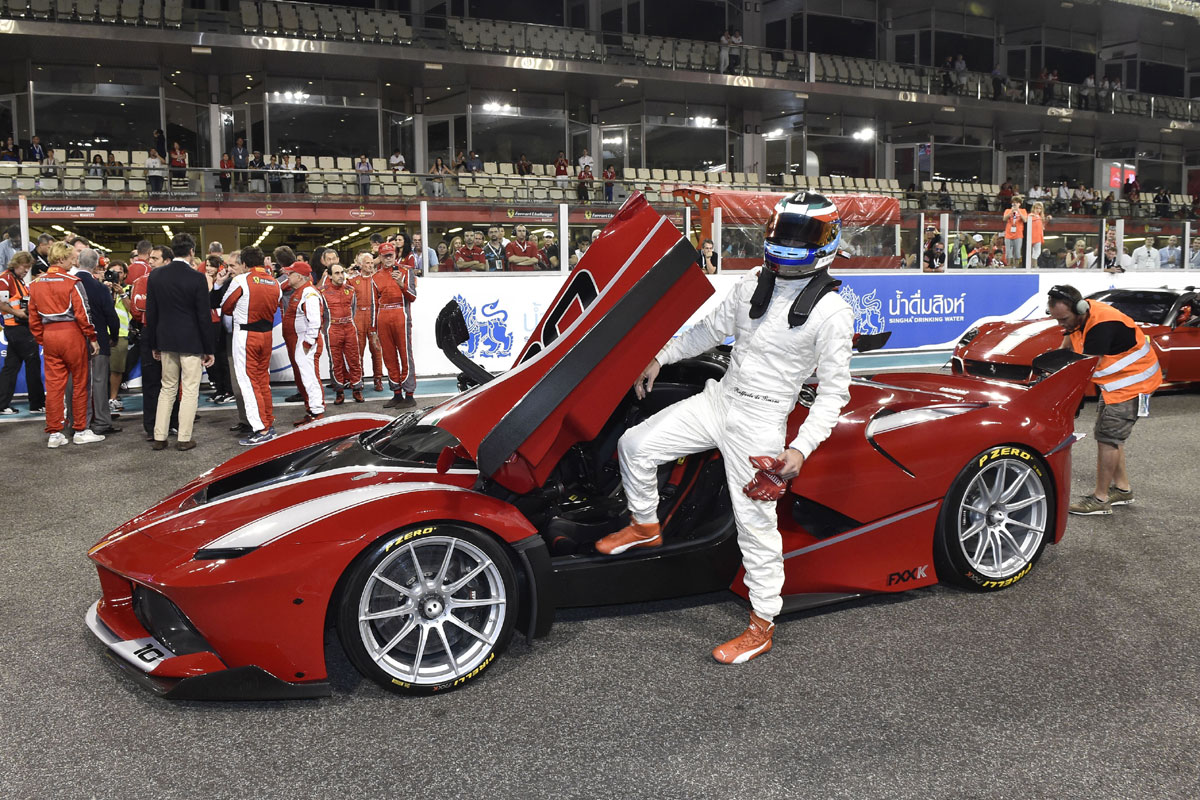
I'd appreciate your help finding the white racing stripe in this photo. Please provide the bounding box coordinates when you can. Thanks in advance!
[201,482,473,550]
[986,319,1060,356]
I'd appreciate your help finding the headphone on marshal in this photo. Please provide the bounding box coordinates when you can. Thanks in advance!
[1048,285,1089,315]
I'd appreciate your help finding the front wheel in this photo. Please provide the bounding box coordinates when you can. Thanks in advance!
[337,524,517,695]
[935,445,1054,591]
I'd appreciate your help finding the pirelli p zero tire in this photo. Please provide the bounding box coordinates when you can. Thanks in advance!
[337,524,517,695]
[935,445,1054,592]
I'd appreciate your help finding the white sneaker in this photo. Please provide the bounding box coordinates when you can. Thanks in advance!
[73,429,106,445]
[0,407,18,415]
[109,398,124,412]
[47,432,69,448]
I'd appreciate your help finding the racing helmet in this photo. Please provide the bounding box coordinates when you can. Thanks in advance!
[764,191,842,277]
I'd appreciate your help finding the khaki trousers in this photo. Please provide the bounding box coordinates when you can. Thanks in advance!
[155,352,203,442]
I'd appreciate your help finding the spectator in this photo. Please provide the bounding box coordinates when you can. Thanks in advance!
[218,152,233,193]
[577,164,594,204]
[1053,182,1071,214]
[26,135,45,164]
[1093,243,1131,272]
[232,136,249,191]
[1065,239,1091,269]
[30,233,53,278]
[452,150,467,174]
[728,29,743,72]
[465,150,484,173]
[1160,235,1182,268]
[248,150,265,192]
[281,154,295,194]
[719,29,732,73]
[697,238,718,274]
[388,148,406,172]
[355,154,372,197]
[145,232,215,451]
[1028,184,1046,207]
[1154,188,1170,218]
[0,137,18,161]
[428,157,451,197]
[539,230,560,270]
[152,128,167,160]
[1043,70,1058,105]
[71,248,120,435]
[990,64,1006,100]
[1081,185,1099,215]
[936,181,953,211]
[87,154,106,177]
[554,150,570,189]
[967,234,988,268]
[949,233,971,270]
[1002,198,1029,266]
[997,179,1015,207]
[483,225,506,271]
[29,242,103,447]
[294,156,308,193]
[435,241,451,272]
[1029,202,1050,262]
[142,149,165,194]
[578,148,594,172]
[1081,73,1095,110]
[516,153,532,176]
[505,225,541,271]
[455,231,486,272]
[0,225,30,271]
[989,233,1007,267]
[954,54,968,94]
[412,232,437,277]
[1190,237,1200,269]
[1130,236,1160,271]
[0,252,45,415]
[105,152,121,176]
[266,154,282,194]
[201,255,233,405]
[1070,185,1083,215]
[1101,191,1114,217]
[168,141,188,187]
[941,56,956,94]
[603,164,617,202]
[1099,77,1112,111]
[40,148,61,178]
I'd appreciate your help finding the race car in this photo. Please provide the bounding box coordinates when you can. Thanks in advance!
[951,286,1200,388]
[86,194,1095,699]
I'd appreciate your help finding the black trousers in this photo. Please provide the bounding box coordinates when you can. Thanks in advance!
[210,322,232,396]
[0,325,45,410]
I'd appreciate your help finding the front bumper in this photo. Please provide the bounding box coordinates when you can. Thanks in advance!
[85,600,329,701]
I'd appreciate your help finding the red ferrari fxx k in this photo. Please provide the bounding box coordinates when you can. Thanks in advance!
[87,195,1094,699]
[951,286,1200,389]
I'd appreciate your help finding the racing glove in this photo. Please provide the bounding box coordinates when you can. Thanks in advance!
[743,455,789,501]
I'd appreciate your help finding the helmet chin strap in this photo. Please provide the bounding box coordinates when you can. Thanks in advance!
[748,267,776,320]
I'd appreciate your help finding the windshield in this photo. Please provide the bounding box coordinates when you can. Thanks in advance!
[365,411,474,466]
[1088,290,1177,324]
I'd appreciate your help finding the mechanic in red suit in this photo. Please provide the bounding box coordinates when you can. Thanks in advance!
[371,242,417,409]
[282,261,326,425]
[595,192,854,664]
[320,261,363,404]
[349,250,384,393]
[221,245,282,446]
[28,240,103,448]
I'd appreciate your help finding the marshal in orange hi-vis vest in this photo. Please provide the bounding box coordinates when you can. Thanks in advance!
[1069,299,1163,404]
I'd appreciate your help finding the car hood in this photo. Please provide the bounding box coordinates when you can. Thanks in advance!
[424,193,713,493]
[962,317,1063,362]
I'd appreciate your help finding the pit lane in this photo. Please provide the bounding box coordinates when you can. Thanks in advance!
[2,388,1198,799]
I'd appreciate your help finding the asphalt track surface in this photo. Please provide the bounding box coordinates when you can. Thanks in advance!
[2,386,1199,800]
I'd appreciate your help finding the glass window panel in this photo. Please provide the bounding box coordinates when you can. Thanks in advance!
[644,125,725,171]
[806,135,874,178]
[933,145,993,183]
[165,101,210,167]
[268,103,379,158]
[33,94,159,157]
[1137,159,1182,193]
[387,112,415,169]
[0,98,14,144]
[1042,152,1093,188]
[765,138,787,177]
[472,110,565,165]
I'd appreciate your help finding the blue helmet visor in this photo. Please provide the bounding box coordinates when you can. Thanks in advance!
[765,214,840,249]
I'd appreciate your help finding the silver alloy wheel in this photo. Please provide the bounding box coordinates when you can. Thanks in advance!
[357,535,507,686]
[956,459,1048,579]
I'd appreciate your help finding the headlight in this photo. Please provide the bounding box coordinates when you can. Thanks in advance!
[957,327,980,347]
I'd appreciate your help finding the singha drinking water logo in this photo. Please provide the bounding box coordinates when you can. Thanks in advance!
[455,295,514,358]
[839,286,885,334]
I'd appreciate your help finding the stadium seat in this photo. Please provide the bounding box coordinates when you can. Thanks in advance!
[30,0,51,18]
[142,0,159,25]
[278,2,298,35]
[297,5,318,37]
[239,0,257,32]
[261,2,278,33]
[163,0,178,27]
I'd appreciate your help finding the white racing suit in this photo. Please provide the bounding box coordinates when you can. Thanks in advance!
[618,269,854,620]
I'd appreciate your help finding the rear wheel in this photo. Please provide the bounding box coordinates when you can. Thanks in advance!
[935,446,1053,591]
[337,524,517,695]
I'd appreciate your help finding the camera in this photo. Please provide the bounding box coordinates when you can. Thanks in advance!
[104,268,121,285]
